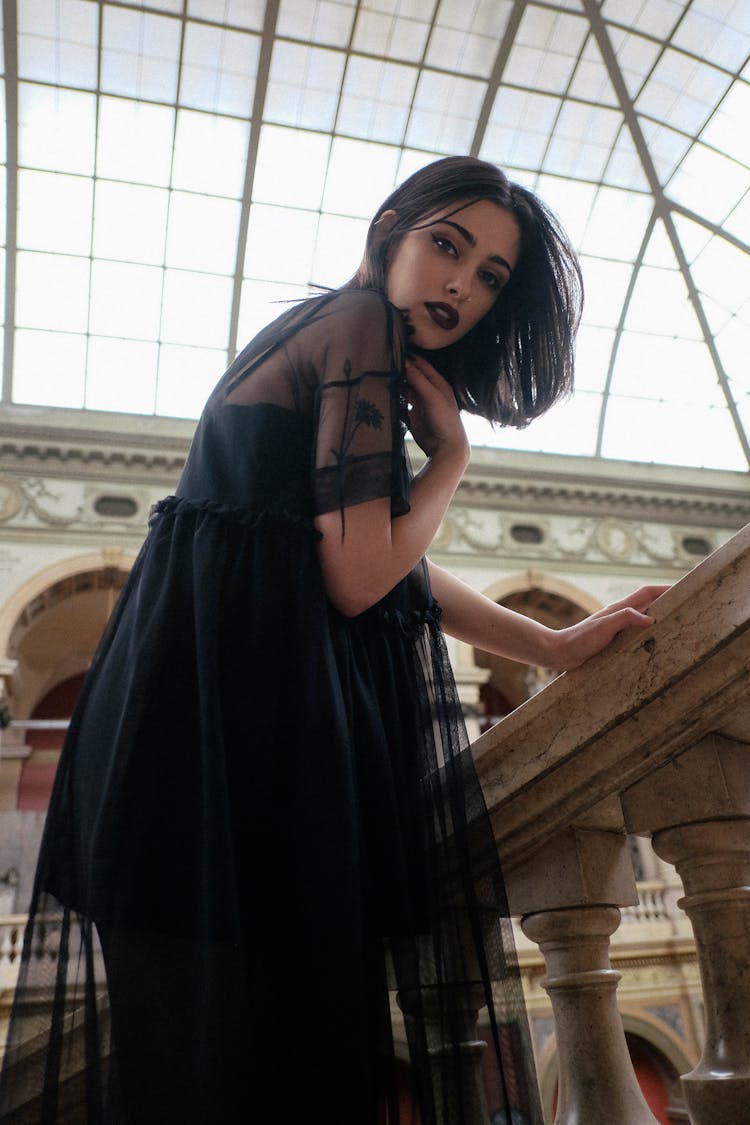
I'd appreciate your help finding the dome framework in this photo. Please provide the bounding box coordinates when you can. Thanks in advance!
[3,0,749,470]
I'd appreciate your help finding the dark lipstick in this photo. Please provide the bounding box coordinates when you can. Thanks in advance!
[425,302,459,331]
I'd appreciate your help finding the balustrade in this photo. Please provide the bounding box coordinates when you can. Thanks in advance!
[471,521,750,1123]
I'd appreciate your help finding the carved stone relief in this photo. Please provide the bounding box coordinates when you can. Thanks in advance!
[0,475,159,535]
[432,505,729,572]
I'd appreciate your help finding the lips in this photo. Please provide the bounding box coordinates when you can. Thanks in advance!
[424,302,459,331]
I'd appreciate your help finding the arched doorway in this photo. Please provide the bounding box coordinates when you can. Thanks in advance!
[626,1031,683,1123]
[543,1027,689,1123]
[16,673,86,810]
[0,556,133,813]
[473,581,594,730]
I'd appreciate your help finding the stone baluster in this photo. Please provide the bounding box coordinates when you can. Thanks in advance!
[506,826,660,1125]
[522,907,658,1125]
[622,733,750,1125]
[397,979,490,1125]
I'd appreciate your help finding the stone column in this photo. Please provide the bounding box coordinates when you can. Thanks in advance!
[653,820,750,1124]
[622,733,750,1125]
[506,826,659,1125]
[397,980,489,1125]
[522,906,658,1125]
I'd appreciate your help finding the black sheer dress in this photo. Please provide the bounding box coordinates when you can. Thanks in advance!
[0,290,542,1124]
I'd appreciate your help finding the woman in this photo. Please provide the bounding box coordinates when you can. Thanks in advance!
[0,156,663,1124]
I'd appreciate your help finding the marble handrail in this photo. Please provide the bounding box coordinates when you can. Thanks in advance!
[470,521,750,1125]
[473,521,750,870]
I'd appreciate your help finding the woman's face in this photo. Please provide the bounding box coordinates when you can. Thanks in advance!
[383,199,521,350]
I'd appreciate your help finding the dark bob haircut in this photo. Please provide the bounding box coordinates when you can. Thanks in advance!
[345,156,583,428]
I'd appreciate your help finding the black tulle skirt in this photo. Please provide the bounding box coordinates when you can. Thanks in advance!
[0,497,541,1124]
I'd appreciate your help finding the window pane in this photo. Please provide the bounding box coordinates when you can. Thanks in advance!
[181,23,260,116]
[165,193,241,274]
[18,170,93,255]
[579,257,632,329]
[579,187,652,261]
[237,279,311,347]
[13,328,86,407]
[337,57,416,144]
[172,110,249,196]
[311,213,368,288]
[252,126,330,209]
[160,269,233,347]
[406,71,485,153]
[668,143,749,225]
[624,264,702,338]
[322,138,399,218]
[93,181,169,264]
[101,7,181,102]
[278,0,356,47]
[352,5,430,62]
[16,251,90,332]
[602,396,746,470]
[481,89,562,171]
[19,83,96,174]
[89,260,163,339]
[573,325,616,393]
[463,390,602,457]
[86,336,158,414]
[265,42,345,132]
[611,332,725,406]
[156,343,227,418]
[97,97,175,186]
[189,0,265,32]
[243,204,319,284]
[19,0,98,87]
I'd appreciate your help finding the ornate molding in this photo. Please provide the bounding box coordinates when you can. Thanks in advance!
[0,439,187,484]
[0,475,159,535]
[456,476,750,528]
[0,404,192,485]
[1,408,748,532]
[431,506,732,572]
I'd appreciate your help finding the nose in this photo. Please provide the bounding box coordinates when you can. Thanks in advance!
[446,273,471,302]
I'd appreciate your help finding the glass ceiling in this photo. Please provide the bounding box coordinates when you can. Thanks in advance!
[3,0,749,471]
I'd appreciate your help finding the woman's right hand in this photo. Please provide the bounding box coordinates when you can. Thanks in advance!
[404,355,470,467]
[316,355,471,617]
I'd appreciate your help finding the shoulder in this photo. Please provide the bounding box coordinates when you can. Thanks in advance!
[314,288,401,336]
[289,289,406,373]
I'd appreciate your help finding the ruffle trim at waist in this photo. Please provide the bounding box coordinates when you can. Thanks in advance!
[376,600,443,639]
[148,494,322,539]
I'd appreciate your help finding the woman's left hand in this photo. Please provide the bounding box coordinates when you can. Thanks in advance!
[546,584,670,670]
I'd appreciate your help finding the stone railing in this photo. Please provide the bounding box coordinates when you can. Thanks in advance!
[0,915,25,993]
[470,521,750,1124]
[620,880,672,926]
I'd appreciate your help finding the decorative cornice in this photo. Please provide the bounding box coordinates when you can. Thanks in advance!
[1,405,748,526]
[0,440,187,482]
[455,477,750,529]
[0,404,193,484]
[451,448,750,529]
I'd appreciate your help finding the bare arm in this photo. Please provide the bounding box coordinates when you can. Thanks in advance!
[428,560,669,670]
[316,355,469,617]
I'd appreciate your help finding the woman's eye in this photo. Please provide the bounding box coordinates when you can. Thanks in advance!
[431,234,457,257]
[479,270,501,290]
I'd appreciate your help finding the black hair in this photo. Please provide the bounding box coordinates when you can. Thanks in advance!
[345,156,583,427]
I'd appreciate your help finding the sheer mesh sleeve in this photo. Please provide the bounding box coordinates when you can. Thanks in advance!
[306,291,410,522]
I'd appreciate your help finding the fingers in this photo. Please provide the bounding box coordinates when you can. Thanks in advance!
[589,584,670,621]
[405,354,456,395]
[625,584,670,609]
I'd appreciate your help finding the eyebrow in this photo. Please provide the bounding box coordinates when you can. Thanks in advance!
[440,218,514,275]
